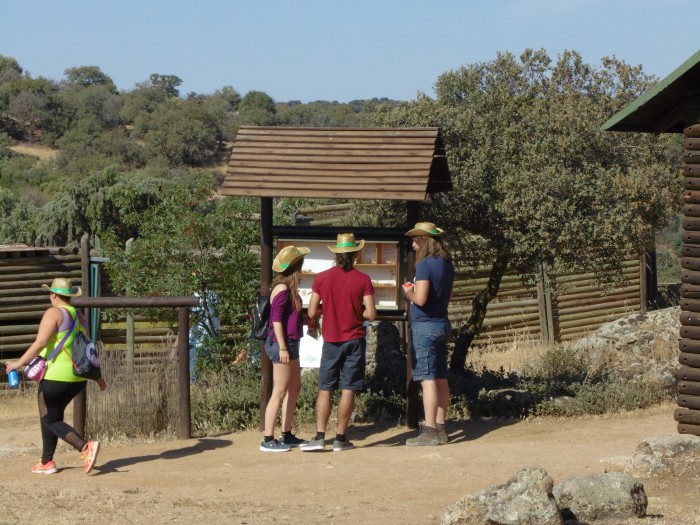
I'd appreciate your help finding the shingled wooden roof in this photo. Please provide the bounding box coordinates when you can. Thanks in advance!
[221,126,451,201]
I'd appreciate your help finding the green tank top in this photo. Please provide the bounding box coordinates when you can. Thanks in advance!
[41,306,87,383]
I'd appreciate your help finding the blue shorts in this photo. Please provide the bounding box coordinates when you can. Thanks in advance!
[318,338,366,391]
[410,320,451,381]
[264,337,300,363]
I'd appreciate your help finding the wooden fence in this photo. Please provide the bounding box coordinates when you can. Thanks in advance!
[453,259,643,348]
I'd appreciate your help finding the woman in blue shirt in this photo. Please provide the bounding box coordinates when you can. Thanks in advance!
[401,222,455,446]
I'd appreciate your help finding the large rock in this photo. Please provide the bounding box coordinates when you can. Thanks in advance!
[442,466,562,525]
[625,433,700,478]
[571,307,679,388]
[365,320,405,394]
[553,472,647,522]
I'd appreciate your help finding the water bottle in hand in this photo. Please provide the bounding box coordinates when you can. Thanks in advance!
[7,369,20,389]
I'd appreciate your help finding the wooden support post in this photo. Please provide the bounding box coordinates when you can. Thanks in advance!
[405,201,420,429]
[73,233,90,435]
[537,262,555,344]
[178,306,191,439]
[259,197,274,431]
[125,239,135,374]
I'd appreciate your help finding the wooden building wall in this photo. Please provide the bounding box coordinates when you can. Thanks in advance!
[675,124,700,436]
[0,245,83,356]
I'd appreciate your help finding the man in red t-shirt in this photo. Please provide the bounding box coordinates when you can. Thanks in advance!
[300,233,377,452]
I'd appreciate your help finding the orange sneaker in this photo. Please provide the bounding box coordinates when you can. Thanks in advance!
[83,440,100,474]
[32,460,57,475]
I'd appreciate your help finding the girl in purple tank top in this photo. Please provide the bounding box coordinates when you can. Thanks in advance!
[260,245,311,452]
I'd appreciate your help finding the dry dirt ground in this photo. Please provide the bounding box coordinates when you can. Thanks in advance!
[0,396,698,525]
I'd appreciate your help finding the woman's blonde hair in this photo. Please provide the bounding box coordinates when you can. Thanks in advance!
[415,235,451,263]
[270,259,304,311]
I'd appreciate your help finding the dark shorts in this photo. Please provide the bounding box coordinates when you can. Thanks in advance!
[264,337,300,363]
[319,338,366,391]
[410,320,451,381]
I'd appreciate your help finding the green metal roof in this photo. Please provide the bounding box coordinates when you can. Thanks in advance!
[603,50,700,133]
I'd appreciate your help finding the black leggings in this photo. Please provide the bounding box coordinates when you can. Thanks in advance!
[38,379,88,463]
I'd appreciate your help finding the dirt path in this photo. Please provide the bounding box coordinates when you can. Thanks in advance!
[0,398,698,525]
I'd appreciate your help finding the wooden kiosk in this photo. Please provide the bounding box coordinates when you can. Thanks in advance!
[603,50,700,436]
[221,126,452,428]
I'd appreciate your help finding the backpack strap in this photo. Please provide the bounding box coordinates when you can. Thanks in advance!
[46,315,78,362]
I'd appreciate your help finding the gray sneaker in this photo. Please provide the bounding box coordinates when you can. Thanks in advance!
[332,439,356,452]
[299,436,326,452]
[436,423,448,445]
[259,439,291,452]
[405,425,440,446]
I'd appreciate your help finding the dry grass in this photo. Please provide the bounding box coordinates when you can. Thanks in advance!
[86,343,179,441]
[0,390,35,420]
[9,143,58,161]
[467,334,552,372]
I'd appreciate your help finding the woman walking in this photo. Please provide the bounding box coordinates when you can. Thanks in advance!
[260,245,310,452]
[4,278,103,473]
[401,223,455,446]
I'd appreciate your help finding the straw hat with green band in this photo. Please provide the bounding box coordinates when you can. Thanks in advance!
[327,233,365,253]
[272,245,310,273]
[41,277,82,297]
[405,221,445,237]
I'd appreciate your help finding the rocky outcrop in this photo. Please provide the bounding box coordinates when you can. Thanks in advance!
[441,466,562,525]
[572,306,680,389]
[442,468,649,525]
[553,473,647,522]
[625,433,700,477]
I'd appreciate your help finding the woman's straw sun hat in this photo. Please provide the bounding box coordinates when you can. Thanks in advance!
[405,222,445,237]
[41,277,82,297]
[272,245,310,273]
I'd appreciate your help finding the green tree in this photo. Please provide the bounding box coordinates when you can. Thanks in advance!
[203,86,241,144]
[62,66,115,90]
[142,99,219,166]
[366,49,682,374]
[101,176,260,369]
[238,90,277,126]
[120,73,183,124]
[0,187,37,243]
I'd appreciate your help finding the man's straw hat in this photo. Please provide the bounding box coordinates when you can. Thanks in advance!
[327,233,365,253]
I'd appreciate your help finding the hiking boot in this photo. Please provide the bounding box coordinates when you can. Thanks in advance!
[299,436,326,452]
[83,440,100,474]
[278,433,307,447]
[405,425,440,446]
[332,439,356,452]
[436,423,448,445]
[259,439,291,452]
[32,460,57,475]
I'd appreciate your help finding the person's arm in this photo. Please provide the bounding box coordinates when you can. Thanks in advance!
[4,307,61,372]
[402,279,429,307]
[308,291,322,320]
[272,319,289,364]
[362,294,377,321]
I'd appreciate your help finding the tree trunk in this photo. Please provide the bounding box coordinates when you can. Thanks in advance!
[449,247,510,374]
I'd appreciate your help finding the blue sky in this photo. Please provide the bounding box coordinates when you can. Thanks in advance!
[1,0,698,103]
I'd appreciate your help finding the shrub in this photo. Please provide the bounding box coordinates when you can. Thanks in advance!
[190,364,261,437]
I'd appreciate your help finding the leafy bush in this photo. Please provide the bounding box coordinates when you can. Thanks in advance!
[190,365,262,436]
[447,344,671,419]
[534,379,669,417]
